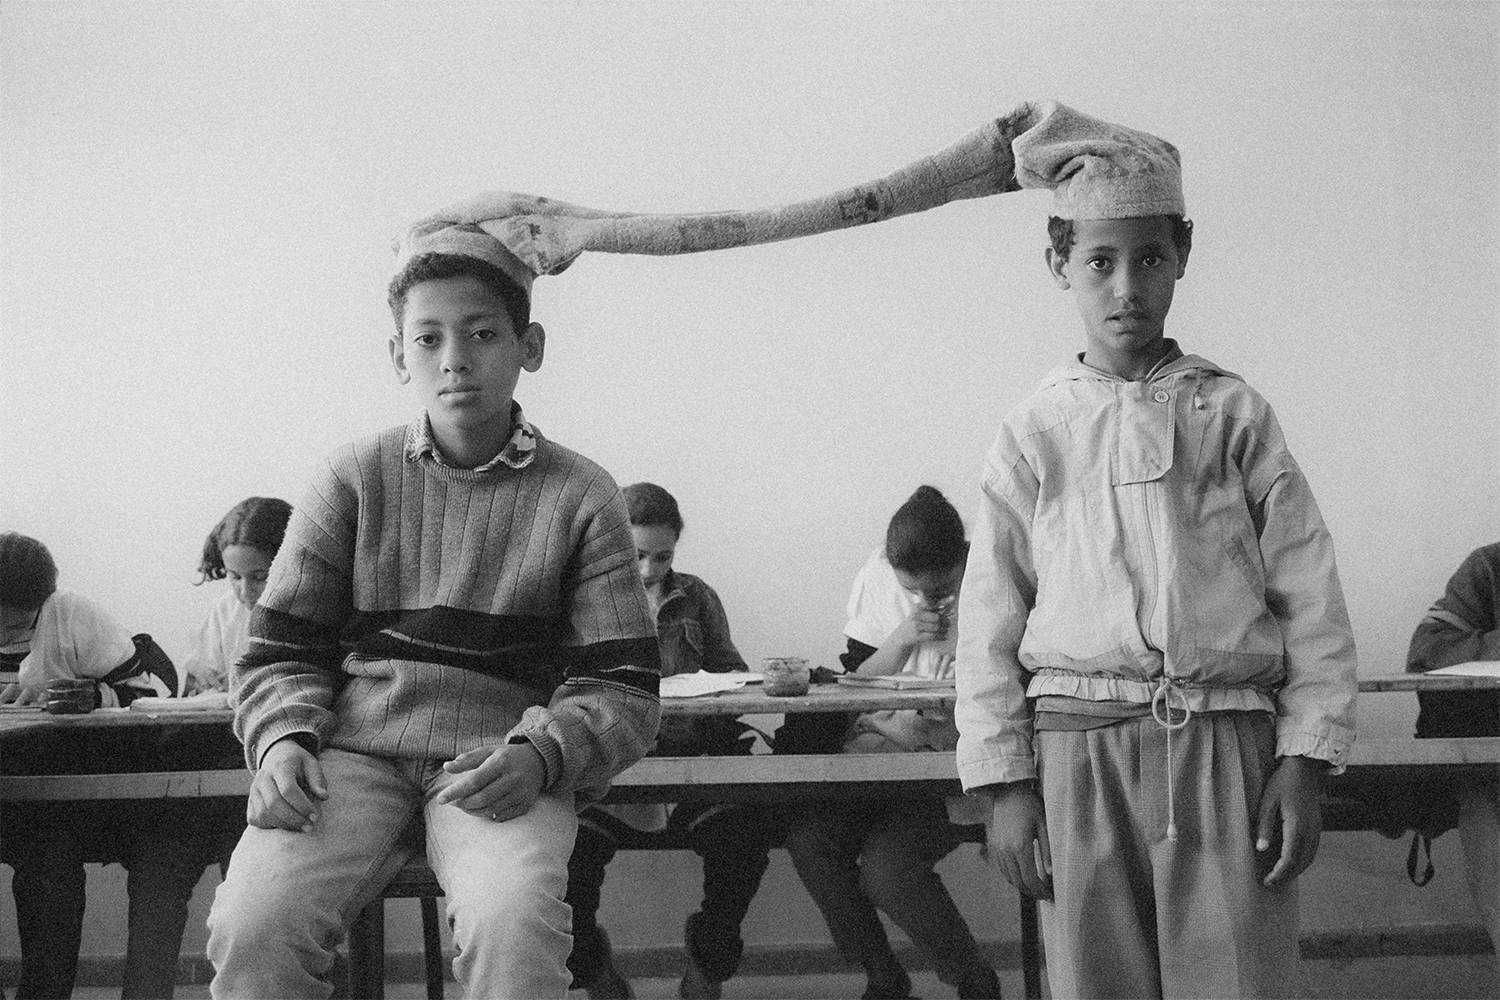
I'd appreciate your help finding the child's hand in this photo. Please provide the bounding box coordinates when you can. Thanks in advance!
[1,683,44,705]
[983,782,1053,901]
[1255,755,1326,886]
[904,606,951,644]
[436,742,546,823]
[0,682,40,705]
[248,737,328,833]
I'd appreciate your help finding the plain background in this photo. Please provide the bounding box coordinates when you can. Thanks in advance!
[2,0,1496,971]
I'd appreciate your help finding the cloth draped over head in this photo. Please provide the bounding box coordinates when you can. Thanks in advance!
[393,100,1185,295]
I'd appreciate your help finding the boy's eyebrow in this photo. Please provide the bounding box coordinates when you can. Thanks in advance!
[407,310,507,327]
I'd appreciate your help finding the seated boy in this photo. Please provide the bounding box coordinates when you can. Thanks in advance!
[953,102,1358,999]
[1406,541,1499,953]
[206,220,661,999]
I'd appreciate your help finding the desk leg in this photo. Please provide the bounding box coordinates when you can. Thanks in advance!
[1019,893,1042,1000]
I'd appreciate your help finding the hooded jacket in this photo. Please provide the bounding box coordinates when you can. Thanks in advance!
[955,348,1357,790]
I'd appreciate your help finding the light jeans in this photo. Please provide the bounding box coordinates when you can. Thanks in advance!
[207,748,577,1000]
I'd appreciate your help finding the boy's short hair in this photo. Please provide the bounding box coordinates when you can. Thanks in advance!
[198,497,294,584]
[387,250,531,336]
[885,486,968,575]
[622,482,684,537]
[0,532,58,610]
[1047,214,1194,263]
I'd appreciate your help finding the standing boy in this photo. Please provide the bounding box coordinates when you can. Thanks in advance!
[953,102,1358,999]
[206,220,662,999]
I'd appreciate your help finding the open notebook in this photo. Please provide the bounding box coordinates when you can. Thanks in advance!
[1426,661,1500,678]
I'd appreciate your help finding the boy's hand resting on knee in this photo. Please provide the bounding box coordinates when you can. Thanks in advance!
[436,742,546,823]
[983,782,1053,901]
[249,737,329,833]
[1256,755,1327,886]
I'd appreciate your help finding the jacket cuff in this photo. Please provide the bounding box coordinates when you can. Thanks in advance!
[508,724,562,790]
[1275,727,1354,776]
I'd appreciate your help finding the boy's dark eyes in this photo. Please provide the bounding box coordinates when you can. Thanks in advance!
[471,329,497,341]
[412,333,438,347]
[1086,257,1111,271]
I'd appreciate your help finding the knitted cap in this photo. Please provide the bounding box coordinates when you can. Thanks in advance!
[1012,101,1184,220]
[392,99,1184,283]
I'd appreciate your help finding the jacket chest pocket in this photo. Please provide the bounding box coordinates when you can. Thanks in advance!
[1112,385,1176,485]
[658,618,706,676]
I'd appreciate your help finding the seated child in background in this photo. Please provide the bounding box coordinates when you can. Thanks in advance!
[566,482,776,1000]
[168,497,298,882]
[181,497,294,697]
[0,531,205,1000]
[1406,541,1499,953]
[954,103,1357,999]
[205,218,660,1000]
[785,487,1002,1000]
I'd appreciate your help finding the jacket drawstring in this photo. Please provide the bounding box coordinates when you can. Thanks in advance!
[1151,677,1192,842]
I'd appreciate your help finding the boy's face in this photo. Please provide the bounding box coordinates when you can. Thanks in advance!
[389,275,544,466]
[221,544,274,609]
[1046,215,1187,379]
[631,524,678,593]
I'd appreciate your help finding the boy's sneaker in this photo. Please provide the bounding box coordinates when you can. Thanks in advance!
[586,964,634,1000]
[955,965,1003,1000]
[584,930,634,1000]
[861,967,917,1000]
[679,915,724,1000]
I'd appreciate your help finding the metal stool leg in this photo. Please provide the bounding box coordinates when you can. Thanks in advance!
[420,895,445,999]
[347,898,386,1000]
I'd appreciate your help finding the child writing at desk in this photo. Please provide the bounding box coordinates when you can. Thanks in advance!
[0,531,197,1000]
[953,102,1358,999]
[785,487,1002,1000]
[205,210,661,1000]
[565,482,775,1000]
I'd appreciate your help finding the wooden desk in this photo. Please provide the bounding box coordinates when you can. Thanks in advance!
[0,685,956,803]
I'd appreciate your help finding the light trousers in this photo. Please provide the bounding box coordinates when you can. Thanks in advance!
[207,748,577,1000]
[1036,713,1299,1000]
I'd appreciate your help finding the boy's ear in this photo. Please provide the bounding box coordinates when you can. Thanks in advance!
[1175,244,1190,279]
[388,335,411,385]
[521,322,545,373]
[1045,247,1071,290]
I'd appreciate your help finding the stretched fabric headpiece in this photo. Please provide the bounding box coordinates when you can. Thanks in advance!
[393,100,1183,292]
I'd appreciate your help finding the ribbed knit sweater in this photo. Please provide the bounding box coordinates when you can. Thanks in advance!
[232,421,661,803]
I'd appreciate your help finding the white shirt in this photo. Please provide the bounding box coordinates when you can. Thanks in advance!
[845,548,956,678]
[181,590,251,695]
[16,589,140,706]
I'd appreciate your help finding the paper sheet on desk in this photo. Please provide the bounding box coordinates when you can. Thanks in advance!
[1427,661,1500,678]
[128,692,231,712]
[659,671,763,698]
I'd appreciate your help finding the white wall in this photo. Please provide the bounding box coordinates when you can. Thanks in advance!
[2,0,1496,968]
